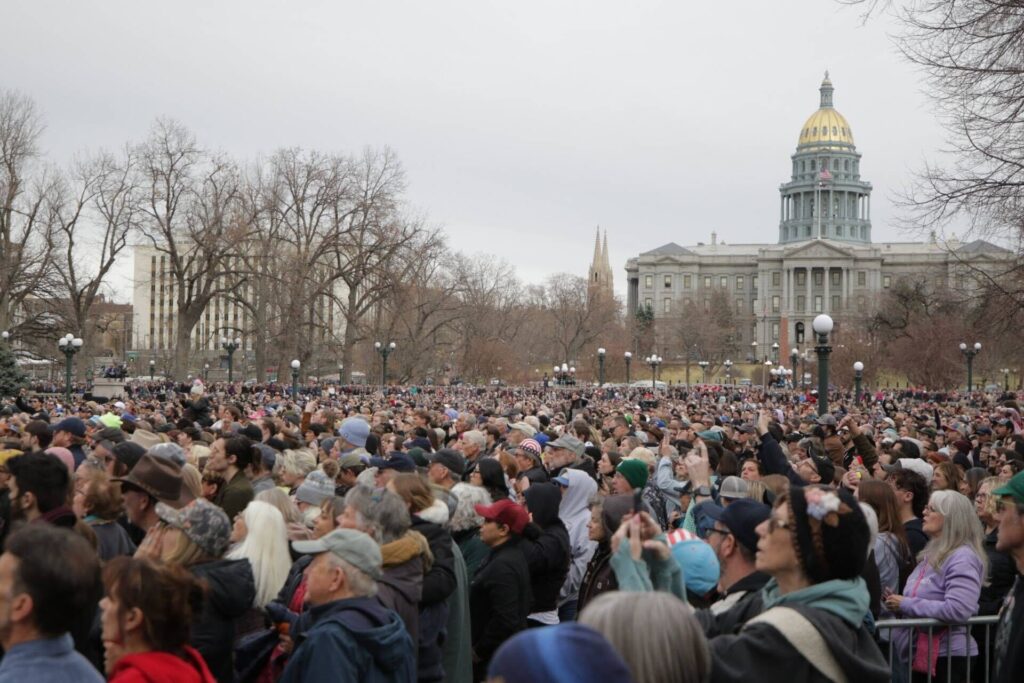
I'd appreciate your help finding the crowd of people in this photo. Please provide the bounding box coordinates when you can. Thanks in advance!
[0,379,1022,682]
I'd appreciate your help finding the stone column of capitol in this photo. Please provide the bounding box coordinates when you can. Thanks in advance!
[624,72,1012,365]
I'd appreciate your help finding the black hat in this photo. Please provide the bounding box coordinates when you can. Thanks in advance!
[715,498,771,554]
[811,455,835,485]
[429,448,466,476]
[787,485,869,584]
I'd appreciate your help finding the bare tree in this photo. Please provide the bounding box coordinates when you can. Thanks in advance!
[47,149,138,372]
[0,90,58,341]
[135,119,250,379]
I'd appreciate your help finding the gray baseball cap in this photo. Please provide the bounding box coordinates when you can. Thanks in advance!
[546,434,584,457]
[292,528,383,579]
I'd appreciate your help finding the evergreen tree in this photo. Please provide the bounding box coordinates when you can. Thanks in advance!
[0,342,28,398]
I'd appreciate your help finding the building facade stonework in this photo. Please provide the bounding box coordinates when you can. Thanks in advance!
[625,74,1012,360]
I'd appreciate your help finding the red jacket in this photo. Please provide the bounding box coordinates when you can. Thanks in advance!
[109,646,216,683]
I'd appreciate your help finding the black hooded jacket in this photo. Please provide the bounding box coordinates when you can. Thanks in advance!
[190,558,256,683]
[521,483,570,614]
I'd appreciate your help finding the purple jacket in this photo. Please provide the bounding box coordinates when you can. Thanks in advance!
[892,545,984,657]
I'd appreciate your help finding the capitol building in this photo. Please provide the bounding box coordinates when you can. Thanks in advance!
[624,73,1012,361]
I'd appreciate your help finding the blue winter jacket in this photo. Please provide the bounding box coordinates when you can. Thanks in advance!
[280,595,415,683]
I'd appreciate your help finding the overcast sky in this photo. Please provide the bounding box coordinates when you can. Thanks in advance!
[3,0,941,301]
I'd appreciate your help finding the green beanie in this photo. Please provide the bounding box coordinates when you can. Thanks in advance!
[616,458,649,490]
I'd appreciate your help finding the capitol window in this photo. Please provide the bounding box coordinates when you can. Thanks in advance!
[771,296,780,312]
[736,275,744,290]
[663,298,671,314]
[858,271,866,286]
[645,275,653,289]
[664,275,672,288]
[832,127,837,135]
[720,275,728,289]
[814,271,823,286]
[883,275,891,289]
[703,275,712,289]
[796,271,806,286]
[684,274,692,289]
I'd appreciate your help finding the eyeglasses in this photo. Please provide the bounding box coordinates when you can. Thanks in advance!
[706,527,732,539]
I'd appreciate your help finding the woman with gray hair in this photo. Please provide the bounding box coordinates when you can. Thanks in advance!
[885,489,986,681]
[449,482,492,581]
[580,591,711,683]
[339,485,430,647]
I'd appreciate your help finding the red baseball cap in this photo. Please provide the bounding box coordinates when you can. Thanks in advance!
[475,499,529,535]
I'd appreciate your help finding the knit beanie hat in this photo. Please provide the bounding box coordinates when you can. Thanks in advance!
[488,623,634,683]
[295,470,336,507]
[787,485,869,584]
[616,459,648,490]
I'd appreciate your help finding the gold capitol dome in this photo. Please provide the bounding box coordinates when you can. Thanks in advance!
[797,71,855,150]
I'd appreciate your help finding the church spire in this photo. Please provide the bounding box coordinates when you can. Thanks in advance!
[592,227,602,267]
[601,229,611,269]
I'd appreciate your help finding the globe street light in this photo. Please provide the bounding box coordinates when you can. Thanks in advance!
[375,341,396,385]
[203,363,209,382]
[220,336,242,382]
[290,359,301,399]
[723,359,733,385]
[148,359,155,380]
[750,340,758,362]
[697,360,709,384]
[959,342,982,392]
[624,351,632,384]
[597,347,606,386]
[762,359,772,388]
[812,314,834,415]
[645,354,662,390]
[57,333,84,404]
[853,361,864,404]
[790,347,799,376]
[771,342,780,362]
[1002,367,1011,392]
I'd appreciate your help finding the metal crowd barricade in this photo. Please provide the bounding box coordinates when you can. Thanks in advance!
[874,615,1000,683]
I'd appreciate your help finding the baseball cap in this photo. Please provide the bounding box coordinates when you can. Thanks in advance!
[155,498,231,558]
[816,414,837,427]
[882,457,934,481]
[293,528,383,579]
[429,449,466,476]
[53,417,86,438]
[337,452,365,469]
[474,499,529,534]
[508,422,536,438]
[546,434,584,457]
[718,475,749,500]
[715,499,771,553]
[368,452,416,473]
[993,471,1024,505]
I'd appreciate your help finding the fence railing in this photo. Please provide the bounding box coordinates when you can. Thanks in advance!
[875,615,1000,683]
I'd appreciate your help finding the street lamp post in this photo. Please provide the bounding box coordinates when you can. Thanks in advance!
[290,359,300,400]
[959,342,982,392]
[624,351,632,384]
[771,342,779,362]
[644,354,662,390]
[697,360,709,384]
[203,363,209,382]
[790,348,799,376]
[57,334,84,404]
[338,362,344,384]
[569,366,576,386]
[723,359,733,384]
[597,348,606,386]
[1002,367,1010,392]
[220,336,241,382]
[853,361,864,404]
[812,314,834,416]
[762,360,772,388]
[750,340,758,362]
[374,342,396,385]
[149,359,155,380]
